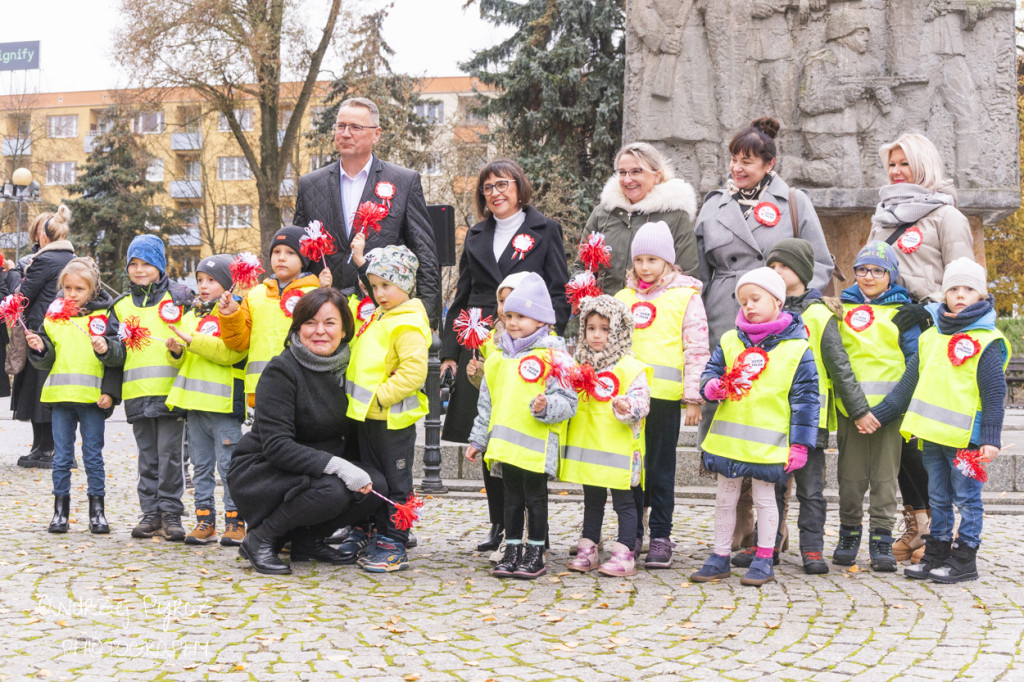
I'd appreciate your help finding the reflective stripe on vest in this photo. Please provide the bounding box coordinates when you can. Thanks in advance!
[40,315,106,404]
[900,327,1009,448]
[114,294,179,400]
[560,356,650,490]
[614,287,696,400]
[836,303,903,417]
[166,310,243,413]
[482,348,567,475]
[701,332,809,465]
[345,301,432,429]
[802,303,837,430]
[244,284,316,394]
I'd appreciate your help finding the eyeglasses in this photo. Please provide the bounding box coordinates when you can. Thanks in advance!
[854,266,889,279]
[614,168,647,179]
[335,123,375,133]
[481,179,516,195]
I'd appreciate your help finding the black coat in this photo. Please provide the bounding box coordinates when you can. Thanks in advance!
[439,205,571,442]
[293,155,442,327]
[227,346,357,530]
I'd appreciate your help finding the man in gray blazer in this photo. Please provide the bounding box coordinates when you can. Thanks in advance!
[293,97,441,327]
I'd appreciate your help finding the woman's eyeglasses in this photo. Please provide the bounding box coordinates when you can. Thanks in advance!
[481,179,516,195]
[614,168,647,178]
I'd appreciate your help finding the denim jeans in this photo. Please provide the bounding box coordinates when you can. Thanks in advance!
[51,404,106,497]
[187,411,242,513]
[921,442,985,548]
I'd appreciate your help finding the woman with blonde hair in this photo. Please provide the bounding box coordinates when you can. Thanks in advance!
[867,133,976,564]
[10,204,76,469]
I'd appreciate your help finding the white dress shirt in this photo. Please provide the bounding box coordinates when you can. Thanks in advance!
[340,155,375,237]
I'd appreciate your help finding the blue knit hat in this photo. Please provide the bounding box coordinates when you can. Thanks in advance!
[854,240,899,283]
[502,272,556,325]
[126,234,167,275]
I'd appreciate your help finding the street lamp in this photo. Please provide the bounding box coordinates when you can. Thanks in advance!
[1,167,41,260]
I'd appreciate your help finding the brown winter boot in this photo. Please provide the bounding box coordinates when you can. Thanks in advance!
[220,511,246,546]
[185,508,217,545]
[893,506,929,561]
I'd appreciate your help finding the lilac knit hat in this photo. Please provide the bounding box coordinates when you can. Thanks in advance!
[502,272,556,324]
[630,221,676,264]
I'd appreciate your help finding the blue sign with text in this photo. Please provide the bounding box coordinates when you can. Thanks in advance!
[0,42,40,72]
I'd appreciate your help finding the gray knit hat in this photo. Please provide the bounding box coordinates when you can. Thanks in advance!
[197,254,234,292]
[502,272,556,324]
[942,257,988,297]
[366,244,419,295]
[630,221,675,264]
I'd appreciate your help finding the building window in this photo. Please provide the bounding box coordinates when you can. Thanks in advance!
[47,115,78,138]
[146,158,164,182]
[217,156,253,181]
[414,101,444,125]
[46,162,77,186]
[132,111,165,134]
[461,99,488,125]
[217,205,252,229]
[178,205,201,228]
[309,154,330,172]
[183,159,202,182]
[218,108,254,132]
[422,152,443,176]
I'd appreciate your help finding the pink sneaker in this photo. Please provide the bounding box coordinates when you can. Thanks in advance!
[598,541,637,577]
[566,538,599,572]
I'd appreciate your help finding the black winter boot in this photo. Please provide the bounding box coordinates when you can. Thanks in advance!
[88,495,109,534]
[48,495,70,533]
[492,543,522,578]
[928,541,979,584]
[132,511,162,538]
[161,512,186,542]
[832,525,862,565]
[239,531,292,575]
[513,543,546,579]
[20,449,54,469]
[477,524,504,552]
[291,530,349,563]
[868,529,897,572]
[905,535,952,580]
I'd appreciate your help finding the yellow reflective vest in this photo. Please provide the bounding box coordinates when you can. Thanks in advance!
[114,293,180,400]
[244,283,317,394]
[801,302,837,430]
[900,327,1009,448]
[165,309,247,413]
[561,355,651,490]
[614,286,696,400]
[40,315,106,404]
[702,331,809,465]
[345,300,432,429]
[836,303,904,417]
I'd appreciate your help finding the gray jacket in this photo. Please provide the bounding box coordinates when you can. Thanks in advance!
[695,174,834,349]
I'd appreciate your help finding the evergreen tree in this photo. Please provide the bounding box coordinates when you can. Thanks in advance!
[65,113,179,290]
[309,4,433,171]
[461,0,625,241]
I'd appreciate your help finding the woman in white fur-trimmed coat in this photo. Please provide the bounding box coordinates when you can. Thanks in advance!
[584,142,699,295]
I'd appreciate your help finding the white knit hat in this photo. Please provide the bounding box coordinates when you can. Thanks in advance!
[942,257,988,297]
[496,271,531,304]
[735,266,787,303]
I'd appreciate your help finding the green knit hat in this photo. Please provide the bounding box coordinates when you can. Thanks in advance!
[766,238,815,286]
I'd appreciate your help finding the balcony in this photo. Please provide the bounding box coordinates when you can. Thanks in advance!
[1,137,31,156]
[171,131,203,151]
[169,180,202,199]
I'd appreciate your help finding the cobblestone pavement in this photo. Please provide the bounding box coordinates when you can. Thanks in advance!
[0,416,1022,681]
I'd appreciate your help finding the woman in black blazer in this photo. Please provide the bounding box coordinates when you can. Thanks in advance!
[440,159,570,550]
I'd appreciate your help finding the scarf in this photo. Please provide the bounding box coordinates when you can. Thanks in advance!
[287,333,350,388]
[498,324,550,357]
[870,183,955,229]
[736,310,792,345]
[728,171,776,219]
[935,297,995,335]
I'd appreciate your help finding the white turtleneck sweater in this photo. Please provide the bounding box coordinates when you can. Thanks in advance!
[492,210,526,262]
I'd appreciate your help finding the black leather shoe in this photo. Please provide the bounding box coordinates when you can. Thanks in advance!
[326,526,350,545]
[48,495,70,533]
[477,524,504,552]
[291,535,352,564]
[20,449,54,469]
[239,534,292,575]
[88,495,110,534]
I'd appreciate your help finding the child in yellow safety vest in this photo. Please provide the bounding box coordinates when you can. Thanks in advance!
[96,235,195,542]
[26,257,120,535]
[831,241,922,571]
[165,254,248,548]
[345,239,430,573]
[872,258,1007,584]
[562,295,650,577]
[694,267,819,587]
[466,272,578,580]
[614,220,709,569]
[217,225,327,407]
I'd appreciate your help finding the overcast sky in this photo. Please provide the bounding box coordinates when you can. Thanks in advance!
[0,0,509,95]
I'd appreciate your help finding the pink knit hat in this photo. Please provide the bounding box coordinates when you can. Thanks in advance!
[630,221,675,264]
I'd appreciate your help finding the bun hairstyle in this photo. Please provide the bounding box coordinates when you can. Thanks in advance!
[30,204,72,243]
[728,116,780,165]
[58,256,101,299]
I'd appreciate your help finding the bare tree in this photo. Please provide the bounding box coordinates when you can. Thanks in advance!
[114,0,346,252]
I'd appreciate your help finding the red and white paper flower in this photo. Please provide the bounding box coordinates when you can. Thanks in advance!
[954,449,988,482]
[948,333,981,366]
[510,233,535,261]
[197,315,221,337]
[158,300,183,324]
[118,316,153,351]
[0,293,28,328]
[844,304,875,333]
[88,315,108,336]
[630,301,657,329]
[578,232,612,272]
[230,252,265,290]
[300,220,337,264]
[753,202,781,227]
[354,201,389,237]
[519,354,545,382]
[721,346,769,400]
[46,298,81,323]
[375,181,396,207]
[356,296,376,322]
[565,271,603,314]
[280,289,305,317]
[452,308,493,351]
[896,226,923,254]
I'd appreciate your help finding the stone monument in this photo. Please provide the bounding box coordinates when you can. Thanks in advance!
[623,0,1020,272]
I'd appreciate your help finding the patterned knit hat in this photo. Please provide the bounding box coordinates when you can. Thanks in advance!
[575,295,634,369]
[366,244,419,295]
[854,240,899,283]
[126,234,167,275]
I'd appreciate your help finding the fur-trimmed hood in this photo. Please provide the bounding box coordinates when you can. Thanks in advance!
[598,176,698,221]
[575,294,635,370]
